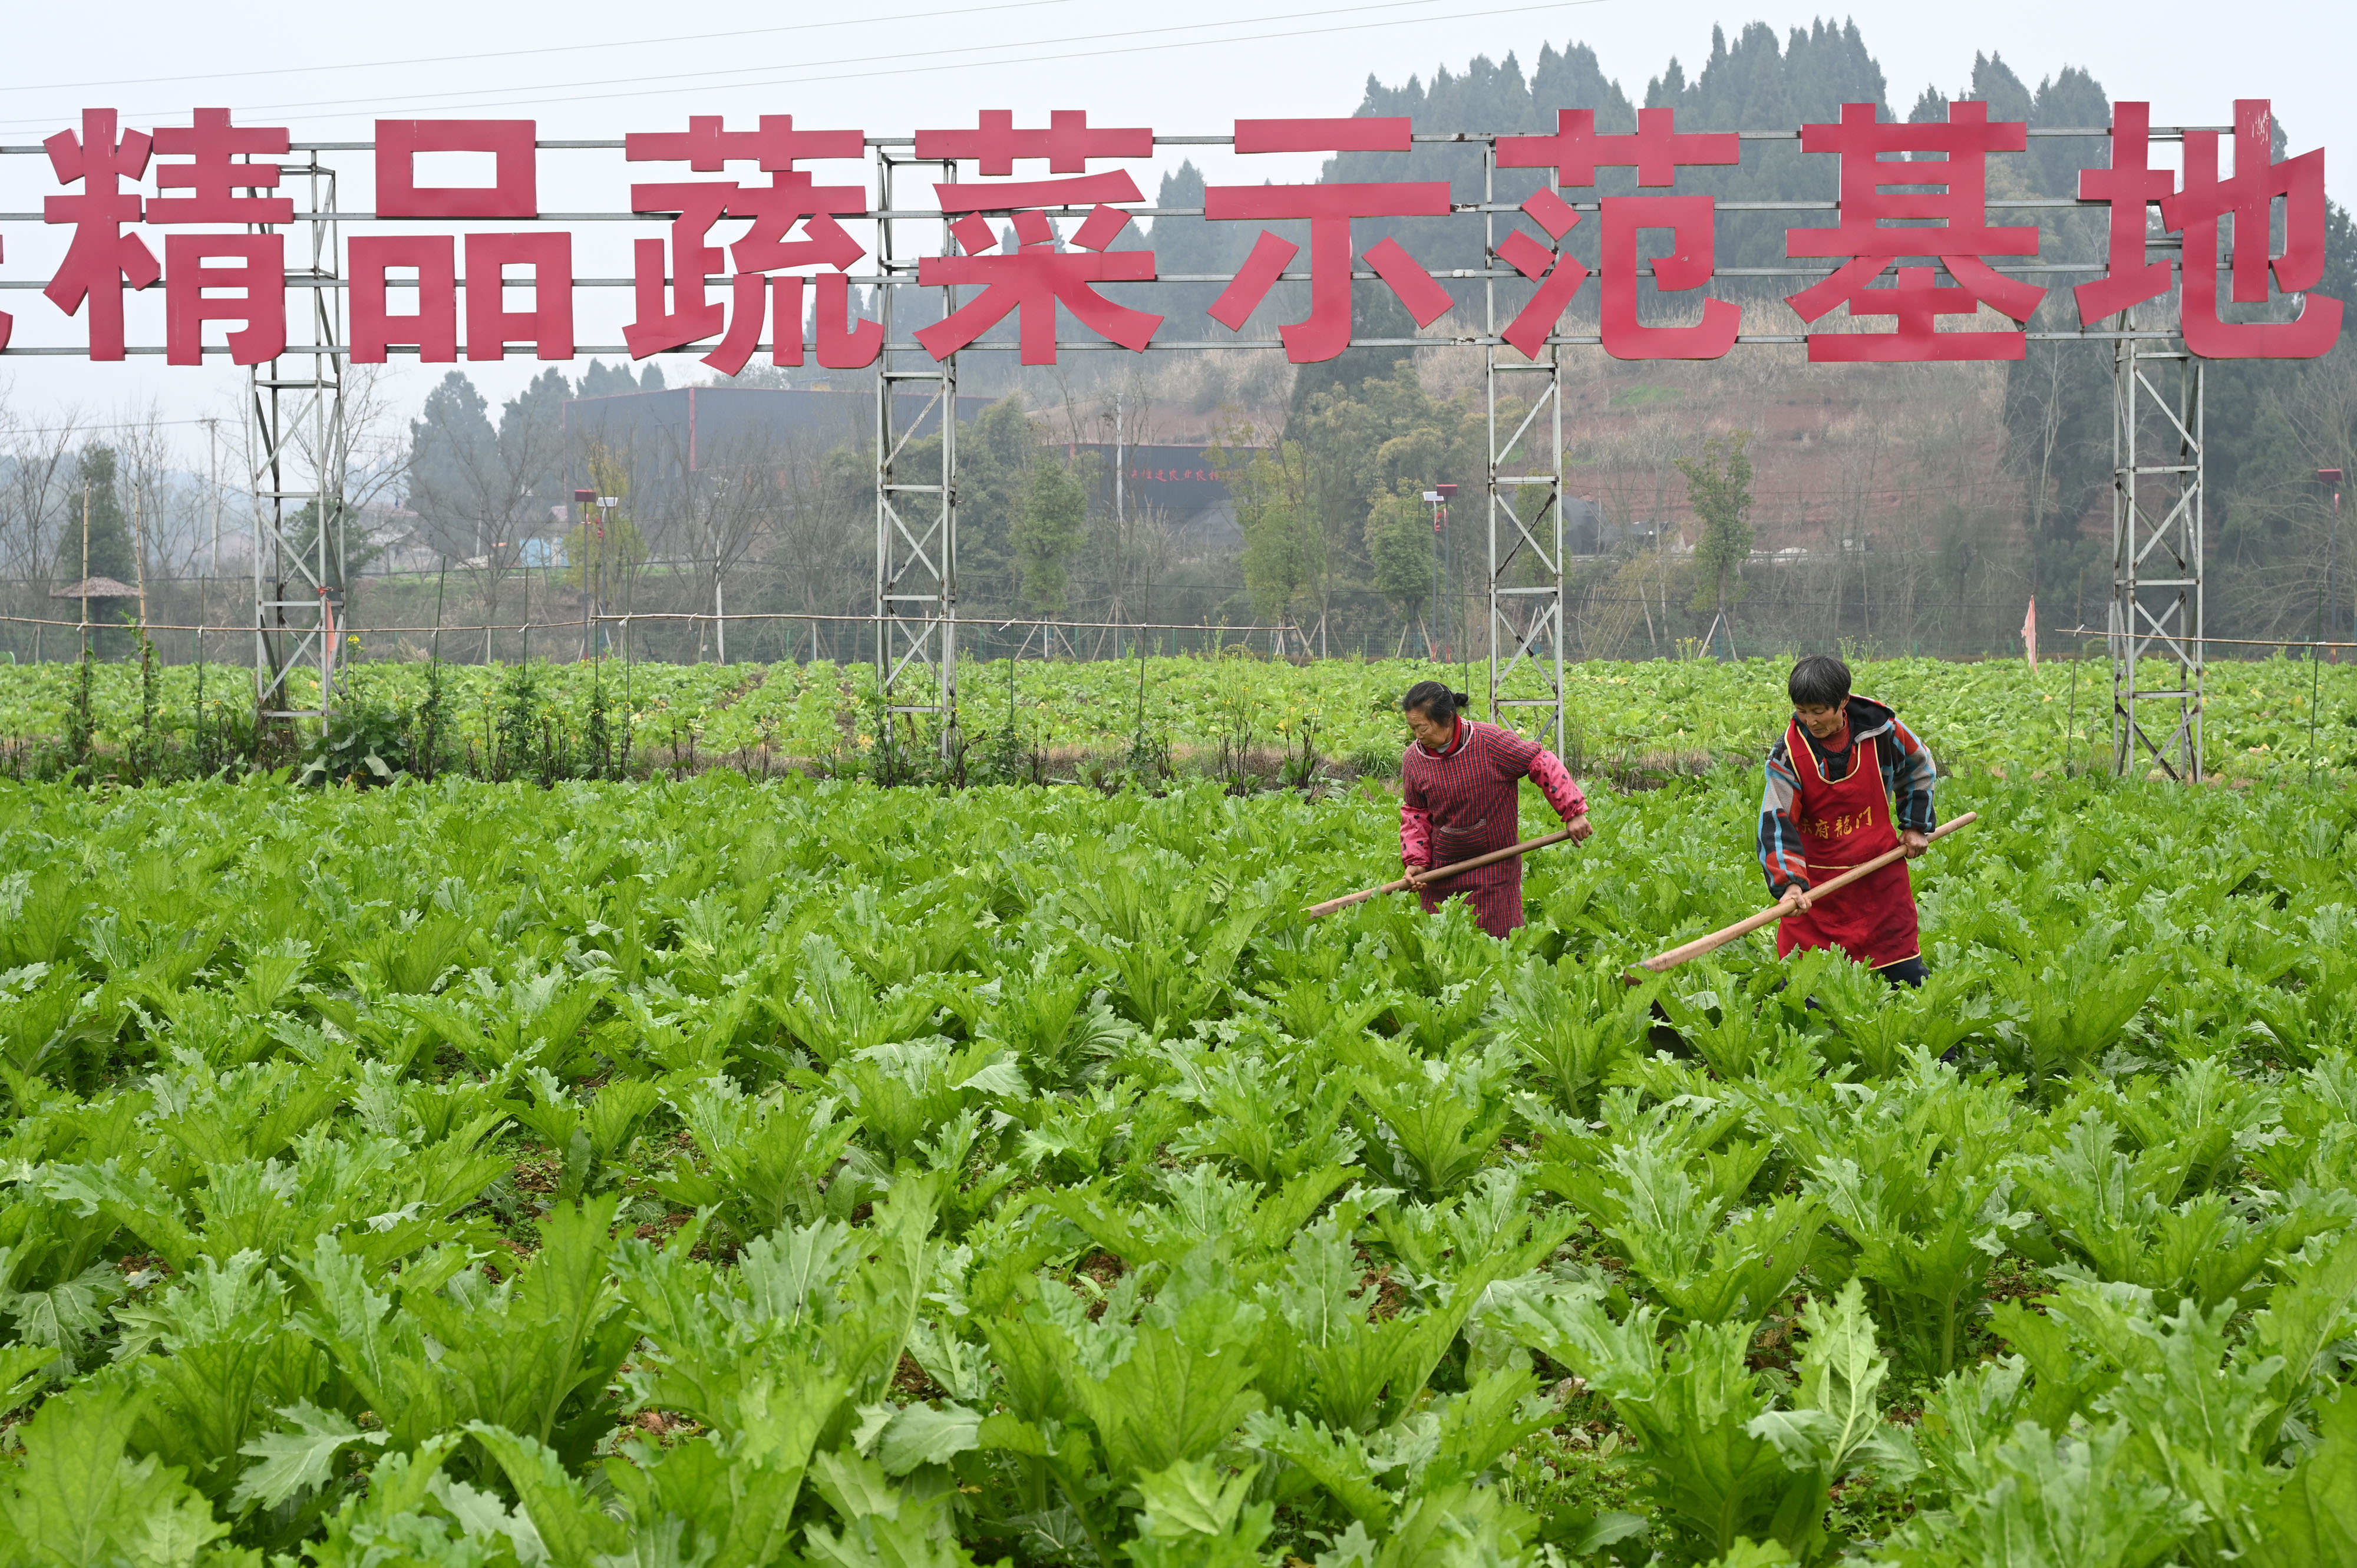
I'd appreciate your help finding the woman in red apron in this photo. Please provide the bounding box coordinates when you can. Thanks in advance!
[1759,656,1937,985]
[1399,681,1592,938]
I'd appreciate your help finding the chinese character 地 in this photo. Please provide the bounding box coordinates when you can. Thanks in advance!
[2158,98,2342,359]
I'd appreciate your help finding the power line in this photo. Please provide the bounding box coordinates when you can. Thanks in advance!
[2,416,226,435]
[0,0,1609,127]
[0,0,1088,94]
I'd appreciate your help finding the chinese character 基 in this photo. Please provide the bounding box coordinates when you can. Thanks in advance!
[1496,107,1741,358]
[1784,100,2046,361]
[1204,117,1453,363]
[625,114,878,372]
[912,110,1163,365]
[2158,98,2342,358]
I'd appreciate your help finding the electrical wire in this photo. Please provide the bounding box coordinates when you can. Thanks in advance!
[0,0,1091,94]
[0,0,1609,128]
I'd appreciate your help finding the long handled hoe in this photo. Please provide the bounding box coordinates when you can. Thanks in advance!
[1635,812,1978,974]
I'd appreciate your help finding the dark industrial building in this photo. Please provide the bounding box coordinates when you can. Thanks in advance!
[562,385,993,470]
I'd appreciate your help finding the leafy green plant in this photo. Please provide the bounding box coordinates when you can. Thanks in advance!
[1500,1279,1910,1563]
[0,728,2344,1567]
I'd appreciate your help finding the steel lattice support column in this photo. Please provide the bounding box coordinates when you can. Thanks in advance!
[249,153,346,721]
[2108,331,2205,781]
[1482,142,1568,750]
[873,145,960,760]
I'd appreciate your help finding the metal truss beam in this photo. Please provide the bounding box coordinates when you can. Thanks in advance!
[2109,328,2205,781]
[249,153,346,721]
[1483,143,1567,752]
[873,148,960,760]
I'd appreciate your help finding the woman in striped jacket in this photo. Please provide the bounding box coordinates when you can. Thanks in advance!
[1398,681,1592,938]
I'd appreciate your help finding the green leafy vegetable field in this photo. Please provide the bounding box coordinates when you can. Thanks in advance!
[0,765,2352,1566]
[4,652,2353,783]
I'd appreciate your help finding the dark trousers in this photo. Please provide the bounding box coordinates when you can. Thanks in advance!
[1874,956,1929,989]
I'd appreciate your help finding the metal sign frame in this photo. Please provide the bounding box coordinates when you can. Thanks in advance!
[2109,325,2206,781]
[6,110,2332,781]
[872,144,960,762]
[248,148,346,720]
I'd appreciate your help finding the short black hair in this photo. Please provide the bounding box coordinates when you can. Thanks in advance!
[1402,680,1471,721]
[1789,655,1851,709]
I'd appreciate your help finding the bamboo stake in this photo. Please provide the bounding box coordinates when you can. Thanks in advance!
[1635,812,1979,975]
[1303,827,1577,920]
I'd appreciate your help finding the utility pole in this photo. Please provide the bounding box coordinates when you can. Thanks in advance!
[205,418,220,577]
[1114,389,1125,662]
[2322,470,2345,655]
[1422,485,1457,659]
[2312,468,2343,784]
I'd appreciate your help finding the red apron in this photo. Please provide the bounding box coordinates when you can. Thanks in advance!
[1774,721,1920,970]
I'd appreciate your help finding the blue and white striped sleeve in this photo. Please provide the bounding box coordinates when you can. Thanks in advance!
[1758,737,1808,894]
[1885,719,1938,833]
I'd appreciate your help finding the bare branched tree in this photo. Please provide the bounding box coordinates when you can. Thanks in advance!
[0,400,85,609]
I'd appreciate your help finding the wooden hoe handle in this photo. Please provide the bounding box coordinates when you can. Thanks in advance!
[1303,827,1577,920]
[1633,811,1978,975]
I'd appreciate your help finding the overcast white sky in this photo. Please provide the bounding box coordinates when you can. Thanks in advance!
[0,0,2344,458]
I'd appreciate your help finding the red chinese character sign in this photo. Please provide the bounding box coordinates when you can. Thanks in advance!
[355,118,572,362]
[912,110,1162,365]
[1205,117,1454,364]
[0,97,2341,368]
[1496,107,1741,359]
[624,114,876,372]
[43,110,158,361]
[151,110,293,366]
[2161,99,2342,358]
[1784,101,2046,362]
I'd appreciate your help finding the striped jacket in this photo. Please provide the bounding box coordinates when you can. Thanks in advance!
[1400,717,1588,938]
[1401,719,1587,867]
[1758,696,1937,895]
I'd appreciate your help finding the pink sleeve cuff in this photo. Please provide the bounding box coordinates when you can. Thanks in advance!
[1400,806,1432,867]
[1529,749,1587,822]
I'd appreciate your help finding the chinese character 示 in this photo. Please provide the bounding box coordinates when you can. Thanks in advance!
[912,110,1163,365]
[624,114,876,372]
[1783,100,2047,361]
[43,109,159,361]
[149,108,292,365]
[1203,117,1453,363]
[2158,98,2343,358]
[1495,107,1742,358]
